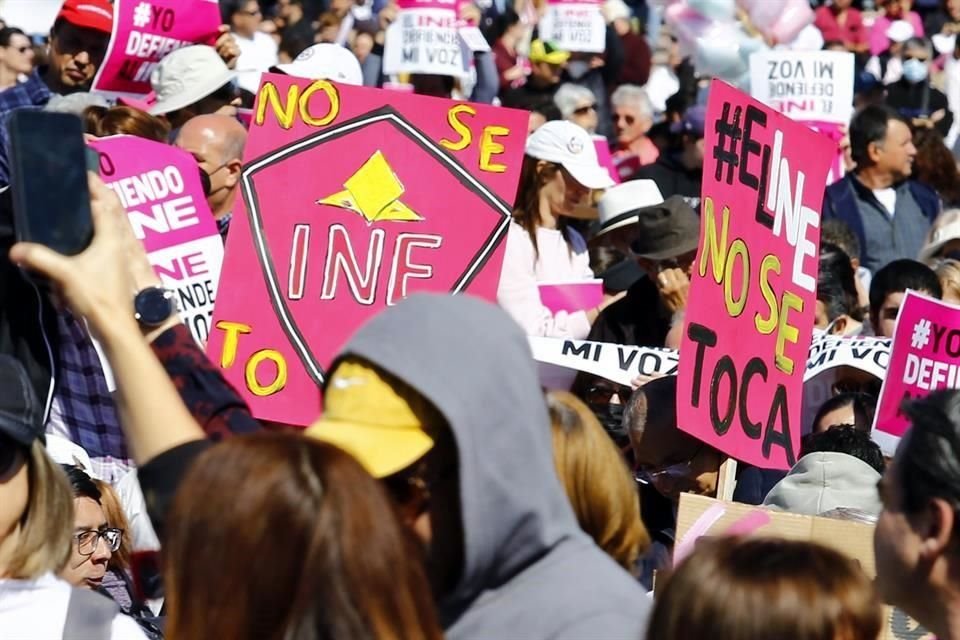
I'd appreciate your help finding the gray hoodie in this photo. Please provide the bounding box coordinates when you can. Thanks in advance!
[334,294,650,640]
[762,452,883,517]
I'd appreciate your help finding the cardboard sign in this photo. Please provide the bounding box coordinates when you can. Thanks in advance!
[91,0,221,96]
[206,75,527,425]
[88,136,223,344]
[383,0,470,77]
[749,51,855,126]
[873,291,960,455]
[676,81,832,471]
[539,0,606,54]
[676,494,933,640]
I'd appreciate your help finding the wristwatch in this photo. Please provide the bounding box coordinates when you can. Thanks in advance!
[133,287,177,327]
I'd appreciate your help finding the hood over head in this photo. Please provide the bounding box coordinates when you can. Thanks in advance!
[328,294,584,618]
[763,452,882,517]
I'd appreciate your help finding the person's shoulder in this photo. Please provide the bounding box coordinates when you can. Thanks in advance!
[110,611,149,639]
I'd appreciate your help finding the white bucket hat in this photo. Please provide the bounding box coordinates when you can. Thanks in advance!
[149,45,237,116]
[275,43,363,86]
[919,219,960,262]
[525,120,615,190]
[593,179,664,240]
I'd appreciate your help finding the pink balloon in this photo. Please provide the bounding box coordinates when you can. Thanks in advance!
[737,0,786,38]
[664,2,713,56]
[770,0,814,44]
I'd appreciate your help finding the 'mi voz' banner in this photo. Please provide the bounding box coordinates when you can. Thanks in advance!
[89,135,224,344]
[539,0,606,54]
[383,0,469,77]
[677,81,833,471]
[207,75,528,425]
[873,291,960,455]
[92,0,221,96]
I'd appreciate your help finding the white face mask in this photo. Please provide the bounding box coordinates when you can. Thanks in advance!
[902,57,929,83]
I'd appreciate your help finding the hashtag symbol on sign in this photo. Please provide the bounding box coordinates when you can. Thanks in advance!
[133,2,152,28]
[712,102,743,185]
[911,319,932,349]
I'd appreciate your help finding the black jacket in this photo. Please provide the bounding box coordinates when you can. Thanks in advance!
[886,79,954,138]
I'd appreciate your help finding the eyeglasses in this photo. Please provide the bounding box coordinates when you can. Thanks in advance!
[573,103,596,116]
[634,446,702,486]
[0,432,25,477]
[583,384,632,406]
[74,527,123,557]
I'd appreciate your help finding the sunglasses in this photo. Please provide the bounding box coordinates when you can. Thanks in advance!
[583,384,632,406]
[573,103,596,116]
[635,445,704,486]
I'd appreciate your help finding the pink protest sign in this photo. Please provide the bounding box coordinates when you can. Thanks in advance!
[538,280,603,314]
[89,135,224,344]
[676,81,833,471]
[873,291,960,455]
[207,75,528,426]
[92,0,221,96]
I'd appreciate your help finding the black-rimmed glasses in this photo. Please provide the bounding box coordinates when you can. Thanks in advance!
[74,527,123,557]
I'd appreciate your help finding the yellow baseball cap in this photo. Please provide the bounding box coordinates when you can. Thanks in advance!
[305,360,437,478]
[529,39,570,65]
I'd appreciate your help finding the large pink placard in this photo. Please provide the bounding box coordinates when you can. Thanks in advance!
[207,75,528,426]
[91,0,221,96]
[89,135,223,343]
[676,81,833,470]
[872,291,960,455]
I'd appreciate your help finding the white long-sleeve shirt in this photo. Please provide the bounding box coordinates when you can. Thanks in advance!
[497,222,594,339]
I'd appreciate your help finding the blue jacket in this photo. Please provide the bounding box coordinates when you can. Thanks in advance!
[822,173,940,267]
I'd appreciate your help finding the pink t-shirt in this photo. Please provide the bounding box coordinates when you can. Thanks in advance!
[869,12,925,56]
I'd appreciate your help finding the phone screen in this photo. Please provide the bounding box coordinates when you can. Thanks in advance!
[9,110,93,256]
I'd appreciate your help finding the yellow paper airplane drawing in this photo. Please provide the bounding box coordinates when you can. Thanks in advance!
[317,150,423,224]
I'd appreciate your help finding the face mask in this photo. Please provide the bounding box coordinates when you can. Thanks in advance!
[566,60,589,80]
[902,58,929,84]
[589,403,626,440]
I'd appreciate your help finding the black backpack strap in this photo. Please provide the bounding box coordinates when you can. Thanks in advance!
[63,588,119,640]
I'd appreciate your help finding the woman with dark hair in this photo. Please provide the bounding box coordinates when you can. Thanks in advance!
[496,120,618,338]
[164,433,442,640]
[83,106,171,143]
[647,537,882,640]
[812,392,879,435]
[816,242,865,336]
[912,126,960,208]
[0,28,33,91]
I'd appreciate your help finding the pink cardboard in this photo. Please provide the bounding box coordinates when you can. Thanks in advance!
[88,135,223,344]
[676,81,833,471]
[206,75,528,426]
[872,291,960,456]
[538,280,603,314]
[92,0,221,96]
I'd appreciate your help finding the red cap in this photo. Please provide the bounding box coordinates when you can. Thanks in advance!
[56,0,114,34]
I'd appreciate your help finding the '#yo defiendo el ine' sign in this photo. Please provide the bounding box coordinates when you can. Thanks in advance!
[677,81,834,471]
[207,74,528,426]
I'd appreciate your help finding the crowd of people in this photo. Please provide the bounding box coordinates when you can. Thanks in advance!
[3,0,960,638]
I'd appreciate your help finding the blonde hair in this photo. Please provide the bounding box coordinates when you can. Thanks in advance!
[932,258,960,303]
[93,479,132,571]
[4,441,73,579]
[548,391,650,571]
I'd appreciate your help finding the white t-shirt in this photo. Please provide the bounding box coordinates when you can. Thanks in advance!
[234,31,279,94]
[873,187,897,216]
[0,573,146,639]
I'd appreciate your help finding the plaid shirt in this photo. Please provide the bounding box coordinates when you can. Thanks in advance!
[45,308,132,483]
[0,70,53,186]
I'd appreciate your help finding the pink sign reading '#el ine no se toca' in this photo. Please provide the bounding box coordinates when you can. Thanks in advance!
[207,74,529,426]
[677,81,833,471]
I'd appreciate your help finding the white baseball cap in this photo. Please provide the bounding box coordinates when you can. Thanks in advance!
[150,45,237,116]
[275,44,363,86]
[886,20,915,44]
[594,179,664,238]
[525,120,615,190]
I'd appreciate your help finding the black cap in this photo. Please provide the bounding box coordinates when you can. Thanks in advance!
[0,355,44,447]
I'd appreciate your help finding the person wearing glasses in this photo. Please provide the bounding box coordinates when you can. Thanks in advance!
[0,355,146,638]
[59,465,122,591]
[222,0,279,95]
[0,28,34,91]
